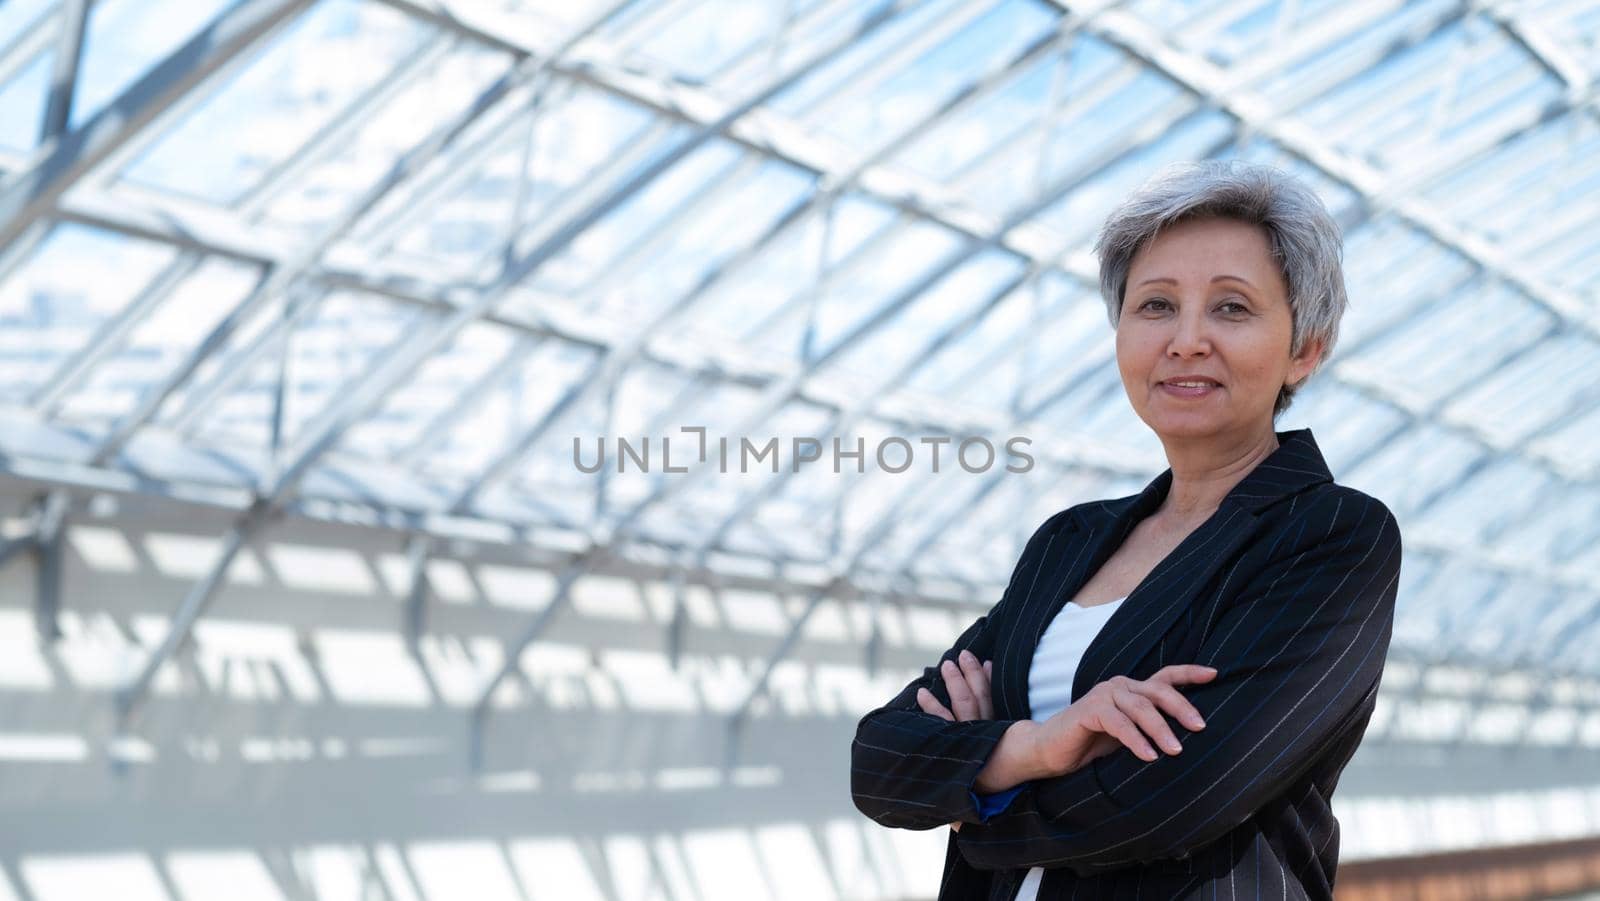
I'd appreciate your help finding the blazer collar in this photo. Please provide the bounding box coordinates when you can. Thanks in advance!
[1068,427,1334,532]
[997,428,1335,717]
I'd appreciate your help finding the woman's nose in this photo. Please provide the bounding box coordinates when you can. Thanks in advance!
[1168,310,1212,356]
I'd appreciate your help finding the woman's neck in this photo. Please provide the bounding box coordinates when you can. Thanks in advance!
[1157,428,1281,521]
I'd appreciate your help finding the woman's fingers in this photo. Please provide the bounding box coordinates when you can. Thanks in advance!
[1150,664,1219,686]
[958,651,994,720]
[1112,686,1184,756]
[917,687,955,721]
[922,654,997,723]
[1138,679,1208,731]
[941,660,978,721]
[1145,665,1215,729]
[1093,704,1160,762]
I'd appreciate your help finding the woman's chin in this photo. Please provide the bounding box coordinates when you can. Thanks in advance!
[1144,412,1238,441]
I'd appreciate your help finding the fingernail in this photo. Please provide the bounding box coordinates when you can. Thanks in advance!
[1165,740,1182,753]
[1192,717,1206,728]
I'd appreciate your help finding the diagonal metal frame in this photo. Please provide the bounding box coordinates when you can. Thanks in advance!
[103,0,652,722]
[37,0,88,146]
[363,0,1600,520]
[15,66,1587,665]
[0,4,59,91]
[1053,2,1600,338]
[0,0,316,251]
[110,0,924,726]
[364,0,1094,655]
[0,491,71,641]
[50,0,1587,521]
[82,0,647,467]
[3,0,1587,736]
[466,83,1247,729]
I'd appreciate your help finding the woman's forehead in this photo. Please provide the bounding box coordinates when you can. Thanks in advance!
[1128,219,1285,287]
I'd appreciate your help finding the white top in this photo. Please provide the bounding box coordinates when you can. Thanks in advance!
[1014,595,1127,901]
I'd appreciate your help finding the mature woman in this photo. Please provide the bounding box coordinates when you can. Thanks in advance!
[850,160,1403,900]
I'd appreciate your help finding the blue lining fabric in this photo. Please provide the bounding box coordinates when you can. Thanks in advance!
[973,785,1026,820]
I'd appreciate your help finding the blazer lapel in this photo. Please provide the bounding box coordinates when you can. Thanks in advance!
[1010,428,1335,709]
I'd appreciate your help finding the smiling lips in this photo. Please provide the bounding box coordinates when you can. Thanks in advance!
[1159,377,1222,398]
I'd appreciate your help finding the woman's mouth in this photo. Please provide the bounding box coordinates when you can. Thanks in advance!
[1159,381,1221,398]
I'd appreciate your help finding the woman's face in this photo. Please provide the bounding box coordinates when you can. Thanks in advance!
[1115,216,1322,443]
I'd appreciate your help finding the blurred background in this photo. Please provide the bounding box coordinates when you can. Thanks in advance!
[1,0,1599,898]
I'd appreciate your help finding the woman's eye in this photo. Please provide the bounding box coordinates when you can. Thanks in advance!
[1138,298,1247,313]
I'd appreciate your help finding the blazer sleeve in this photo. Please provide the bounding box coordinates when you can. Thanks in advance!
[850,509,1072,830]
[954,491,1402,875]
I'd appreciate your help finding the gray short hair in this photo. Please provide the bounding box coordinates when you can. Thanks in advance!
[1093,160,1348,418]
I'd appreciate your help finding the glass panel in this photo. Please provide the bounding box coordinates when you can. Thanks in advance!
[258,42,513,236]
[56,257,260,425]
[623,0,792,83]
[184,290,424,458]
[0,49,50,153]
[424,339,597,491]
[768,0,971,118]
[1030,108,1234,245]
[337,321,521,461]
[1345,422,1483,520]
[118,0,430,205]
[537,149,815,322]
[1442,334,1600,447]
[793,0,1058,164]
[0,0,56,48]
[386,83,662,278]
[73,0,235,128]
[819,248,1027,396]
[1338,282,1554,411]
[956,56,1189,221]
[0,222,177,403]
[1411,456,1553,546]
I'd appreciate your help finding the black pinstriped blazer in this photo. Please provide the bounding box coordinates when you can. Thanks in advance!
[851,428,1403,900]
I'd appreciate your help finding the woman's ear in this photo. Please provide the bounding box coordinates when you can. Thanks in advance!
[1288,336,1325,388]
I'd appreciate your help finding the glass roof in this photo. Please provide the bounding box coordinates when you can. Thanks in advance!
[2,0,1599,682]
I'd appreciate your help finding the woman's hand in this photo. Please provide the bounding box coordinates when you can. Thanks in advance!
[914,650,994,833]
[964,664,1219,799]
[915,649,993,722]
[913,653,1216,829]
[1034,665,1217,775]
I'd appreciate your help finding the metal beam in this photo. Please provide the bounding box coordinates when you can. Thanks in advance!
[37,0,88,145]
[37,1,1587,550]
[476,95,1248,723]
[32,490,68,642]
[1049,1,1600,341]
[21,184,1600,624]
[112,500,272,723]
[110,0,891,726]
[80,0,629,465]
[0,0,315,251]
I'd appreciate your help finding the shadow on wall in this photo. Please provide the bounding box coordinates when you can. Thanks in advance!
[0,498,967,901]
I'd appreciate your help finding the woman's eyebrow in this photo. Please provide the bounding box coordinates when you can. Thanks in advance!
[1132,275,1257,288]
[1211,274,1257,288]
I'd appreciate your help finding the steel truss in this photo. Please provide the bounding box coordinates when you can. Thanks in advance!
[0,0,1594,764]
